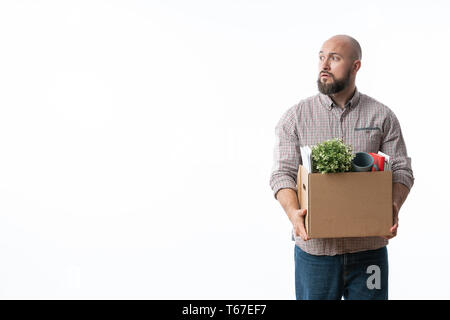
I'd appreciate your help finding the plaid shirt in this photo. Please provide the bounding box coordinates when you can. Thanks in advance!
[269,87,415,256]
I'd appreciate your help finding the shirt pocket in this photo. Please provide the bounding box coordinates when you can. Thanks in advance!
[353,127,382,153]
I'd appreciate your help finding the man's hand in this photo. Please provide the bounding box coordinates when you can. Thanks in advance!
[384,183,410,240]
[383,202,400,240]
[290,208,309,241]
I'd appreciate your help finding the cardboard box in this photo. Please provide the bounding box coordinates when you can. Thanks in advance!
[297,165,393,239]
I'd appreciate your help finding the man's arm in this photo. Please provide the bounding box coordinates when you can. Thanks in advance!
[269,105,309,240]
[384,182,410,239]
[393,182,410,210]
[269,105,301,199]
[380,109,414,239]
[381,109,415,191]
[275,188,299,223]
[276,188,309,241]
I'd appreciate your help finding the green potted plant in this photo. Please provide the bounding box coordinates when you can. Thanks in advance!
[311,138,355,174]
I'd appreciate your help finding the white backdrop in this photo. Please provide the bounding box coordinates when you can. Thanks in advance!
[0,0,449,299]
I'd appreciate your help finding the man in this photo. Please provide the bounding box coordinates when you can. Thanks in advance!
[269,35,414,300]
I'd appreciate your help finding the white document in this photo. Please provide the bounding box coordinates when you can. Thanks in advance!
[377,151,391,171]
[300,145,312,173]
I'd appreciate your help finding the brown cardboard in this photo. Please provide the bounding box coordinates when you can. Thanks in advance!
[297,165,393,239]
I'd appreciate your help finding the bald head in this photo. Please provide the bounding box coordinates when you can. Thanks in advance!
[325,35,362,61]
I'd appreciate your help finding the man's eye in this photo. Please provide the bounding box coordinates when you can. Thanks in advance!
[333,56,339,61]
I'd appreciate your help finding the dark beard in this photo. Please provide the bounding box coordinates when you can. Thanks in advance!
[317,69,351,95]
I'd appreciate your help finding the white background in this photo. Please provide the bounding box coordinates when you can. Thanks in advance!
[0,0,448,299]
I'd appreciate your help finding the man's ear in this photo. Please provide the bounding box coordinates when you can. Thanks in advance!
[353,60,361,73]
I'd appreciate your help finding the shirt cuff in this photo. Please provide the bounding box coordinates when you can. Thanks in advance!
[272,179,297,199]
[392,171,414,191]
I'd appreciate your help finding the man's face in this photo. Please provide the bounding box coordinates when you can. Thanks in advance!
[317,39,354,95]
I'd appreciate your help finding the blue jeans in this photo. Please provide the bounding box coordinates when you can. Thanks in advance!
[294,244,388,300]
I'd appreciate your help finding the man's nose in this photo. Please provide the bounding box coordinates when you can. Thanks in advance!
[320,58,330,71]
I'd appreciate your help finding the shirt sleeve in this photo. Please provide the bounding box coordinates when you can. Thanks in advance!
[380,109,415,190]
[269,105,302,199]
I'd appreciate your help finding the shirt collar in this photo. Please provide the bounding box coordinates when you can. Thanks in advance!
[319,87,360,111]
